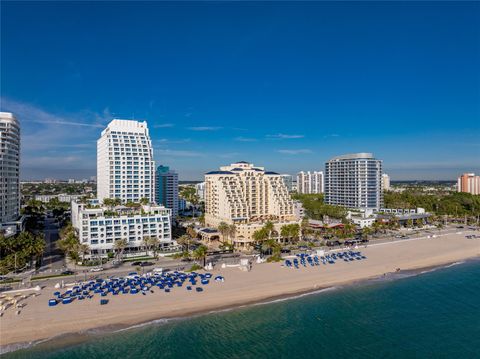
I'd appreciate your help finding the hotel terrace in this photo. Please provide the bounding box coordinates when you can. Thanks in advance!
[204,161,300,249]
[71,199,177,257]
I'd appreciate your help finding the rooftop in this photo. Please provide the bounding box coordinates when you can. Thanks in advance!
[329,153,375,161]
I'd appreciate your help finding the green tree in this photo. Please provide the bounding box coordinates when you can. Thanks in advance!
[142,236,160,257]
[77,243,90,262]
[180,187,200,217]
[217,222,230,243]
[177,234,193,252]
[264,221,274,240]
[113,238,128,261]
[228,224,236,245]
[192,245,208,267]
[362,226,372,241]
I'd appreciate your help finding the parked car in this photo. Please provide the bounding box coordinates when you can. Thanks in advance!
[61,270,74,275]
[131,261,142,266]
[89,267,104,272]
[139,261,154,267]
[326,240,341,247]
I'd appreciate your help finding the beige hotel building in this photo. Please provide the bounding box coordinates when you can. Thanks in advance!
[204,161,300,249]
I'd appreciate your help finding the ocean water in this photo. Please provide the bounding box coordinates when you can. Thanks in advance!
[4,260,480,359]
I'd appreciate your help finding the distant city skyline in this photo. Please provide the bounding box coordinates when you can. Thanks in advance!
[1,2,479,181]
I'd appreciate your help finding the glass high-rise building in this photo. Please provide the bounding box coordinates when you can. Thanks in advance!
[325,153,383,210]
[0,112,20,224]
[97,119,155,204]
[155,165,179,217]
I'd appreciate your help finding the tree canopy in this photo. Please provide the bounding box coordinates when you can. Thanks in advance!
[384,191,480,216]
[291,193,347,220]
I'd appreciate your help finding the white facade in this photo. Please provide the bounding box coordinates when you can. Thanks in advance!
[296,171,324,194]
[382,174,391,191]
[71,200,173,256]
[0,112,20,225]
[204,161,299,247]
[294,200,305,219]
[195,182,206,200]
[35,194,81,203]
[97,119,155,204]
[325,153,383,210]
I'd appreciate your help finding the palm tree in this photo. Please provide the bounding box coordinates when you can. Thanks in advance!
[144,236,160,257]
[186,226,197,239]
[264,221,274,240]
[371,221,381,234]
[77,243,90,263]
[193,245,208,267]
[218,222,230,243]
[343,222,356,238]
[300,218,309,240]
[228,224,236,246]
[406,219,414,228]
[180,187,200,217]
[177,234,193,252]
[280,225,290,243]
[252,228,268,244]
[142,236,154,254]
[113,238,128,261]
[362,227,372,241]
[57,231,80,261]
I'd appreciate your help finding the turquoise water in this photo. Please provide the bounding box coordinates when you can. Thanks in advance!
[4,260,480,359]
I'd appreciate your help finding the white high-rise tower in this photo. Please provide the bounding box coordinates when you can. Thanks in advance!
[0,112,21,225]
[296,171,324,194]
[325,153,383,210]
[97,119,155,204]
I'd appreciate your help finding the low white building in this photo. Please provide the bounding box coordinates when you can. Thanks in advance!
[351,216,376,228]
[35,194,82,203]
[71,199,175,257]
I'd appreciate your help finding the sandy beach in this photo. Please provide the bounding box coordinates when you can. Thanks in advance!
[1,230,479,350]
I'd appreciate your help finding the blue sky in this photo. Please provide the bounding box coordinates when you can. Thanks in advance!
[1,1,479,180]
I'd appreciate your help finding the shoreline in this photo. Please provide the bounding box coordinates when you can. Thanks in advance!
[1,232,479,354]
[3,257,478,356]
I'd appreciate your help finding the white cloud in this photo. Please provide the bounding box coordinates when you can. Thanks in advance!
[154,123,174,128]
[187,126,222,131]
[277,149,312,155]
[156,138,191,144]
[235,136,257,142]
[0,98,105,171]
[1,97,105,128]
[267,133,304,139]
[155,149,205,157]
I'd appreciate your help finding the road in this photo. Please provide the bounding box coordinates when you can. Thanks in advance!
[37,215,66,274]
